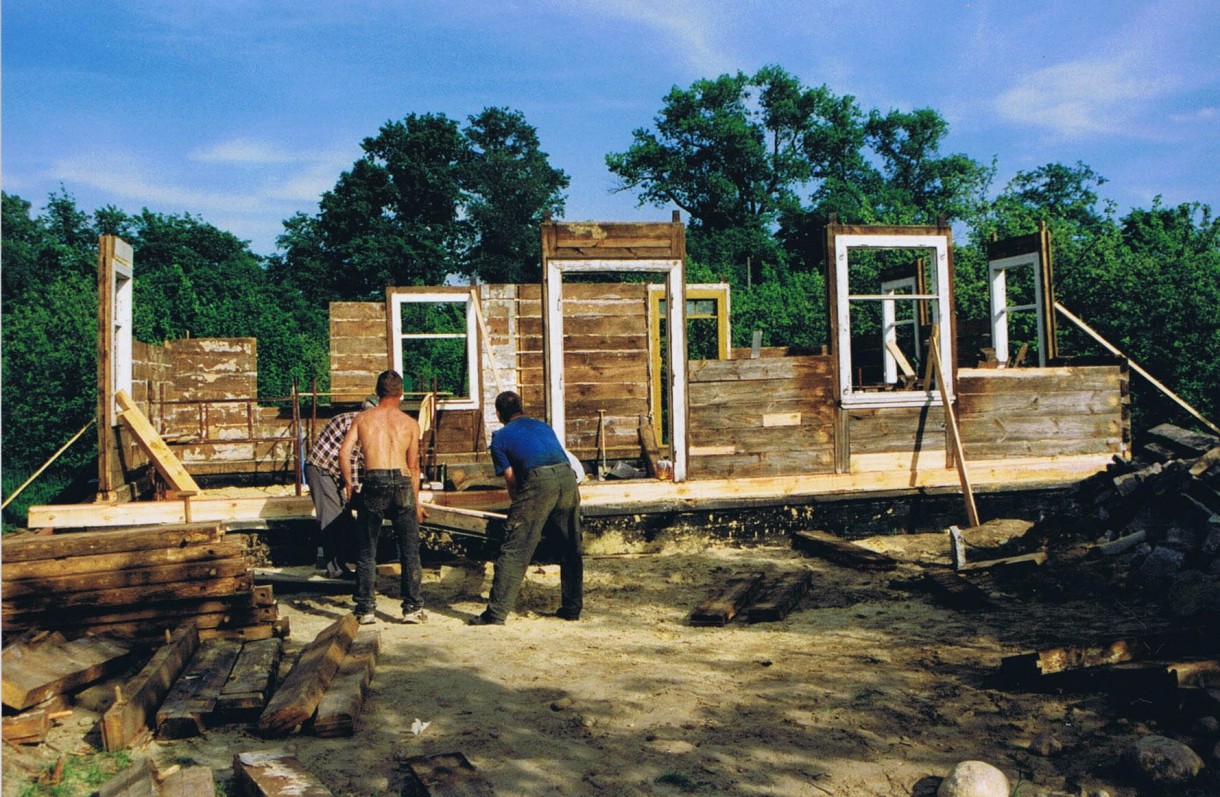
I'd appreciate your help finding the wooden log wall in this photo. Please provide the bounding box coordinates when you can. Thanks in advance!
[687,354,837,478]
[957,365,1128,459]
[329,301,388,401]
[846,406,948,471]
[1,523,282,641]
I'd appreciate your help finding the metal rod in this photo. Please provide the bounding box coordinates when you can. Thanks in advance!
[2,417,97,510]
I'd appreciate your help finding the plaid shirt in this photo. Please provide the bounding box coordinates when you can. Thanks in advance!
[307,412,362,485]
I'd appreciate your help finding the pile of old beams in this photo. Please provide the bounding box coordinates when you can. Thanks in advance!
[1,522,285,641]
[258,614,380,738]
[1076,423,1220,617]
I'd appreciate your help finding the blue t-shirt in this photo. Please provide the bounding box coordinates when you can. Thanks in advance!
[489,416,568,476]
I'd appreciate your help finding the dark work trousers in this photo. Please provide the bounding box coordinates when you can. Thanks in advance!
[304,463,352,565]
[486,463,582,622]
[354,469,422,615]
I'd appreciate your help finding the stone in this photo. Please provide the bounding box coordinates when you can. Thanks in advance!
[1130,735,1203,785]
[1201,522,1220,557]
[937,760,1010,797]
[1131,546,1186,587]
[1166,570,1220,617]
[1190,715,1219,736]
[1029,731,1063,756]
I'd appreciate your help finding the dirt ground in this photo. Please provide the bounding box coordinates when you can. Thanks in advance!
[4,522,1216,797]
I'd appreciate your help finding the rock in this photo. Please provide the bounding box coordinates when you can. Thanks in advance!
[551,696,574,711]
[936,760,1010,797]
[1029,731,1063,756]
[1202,522,1220,557]
[1190,715,1219,737]
[1166,569,1220,617]
[1163,521,1199,552]
[1130,735,1203,785]
[1211,739,1220,768]
[1131,546,1186,587]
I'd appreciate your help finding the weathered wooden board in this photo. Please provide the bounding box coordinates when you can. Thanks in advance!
[921,570,993,610]
[97,758,215,797]
[2,557,248,600]
[689,355,833,381]
[2,708,51,744]
[257,614,358,737]
[313,628,381,737]
[687,450,837,479]
[3,574,253,617]
[234,751,335,797]
[1,538,246,582]
[746,570,812,623]
[791,530,899,571]
[999,628,1220,685]
[216,637,284,720]
[1,633,132,711]
[156,638,243,739]
[0,523,223,562]
[396,752,496,797]
[689,573,765,627]
[102,623,200,751]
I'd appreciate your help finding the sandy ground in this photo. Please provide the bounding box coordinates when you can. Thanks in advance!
[4,524,1216,797]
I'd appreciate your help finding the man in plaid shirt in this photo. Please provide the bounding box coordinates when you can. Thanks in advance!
[305,396,375,578]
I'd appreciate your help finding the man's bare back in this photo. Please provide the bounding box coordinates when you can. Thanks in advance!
[339,398,421,498]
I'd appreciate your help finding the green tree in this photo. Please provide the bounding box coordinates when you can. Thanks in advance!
[461,107,569,283]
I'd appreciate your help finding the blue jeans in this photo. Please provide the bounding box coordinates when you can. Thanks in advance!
[354,470,422,615]
[486,463,582,621]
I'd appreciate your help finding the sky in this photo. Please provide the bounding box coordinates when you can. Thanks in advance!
[4,1,1218,257]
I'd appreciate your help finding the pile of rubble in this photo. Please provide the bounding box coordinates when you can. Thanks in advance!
[1076,423,1220,618]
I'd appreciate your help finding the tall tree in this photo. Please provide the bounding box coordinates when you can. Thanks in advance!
[272,108,566,299]
[461,107,569,283]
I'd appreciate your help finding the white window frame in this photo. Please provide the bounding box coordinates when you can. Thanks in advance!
[989,253,1046,367]
[834,234,953,408]
[544,259,688,481]
[389,289,480,410]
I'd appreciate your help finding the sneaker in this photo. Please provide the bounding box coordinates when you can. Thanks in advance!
[467,611,505,626]
[401,609,428,624]
[325,560,344,579]
[357,613,376,625]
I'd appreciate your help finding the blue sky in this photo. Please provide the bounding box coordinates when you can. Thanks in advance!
[4,1,1218,257]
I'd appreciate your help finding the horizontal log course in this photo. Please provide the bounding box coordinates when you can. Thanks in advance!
[0,523,223,562]
[1,539,247,582]
[2,557,248,600]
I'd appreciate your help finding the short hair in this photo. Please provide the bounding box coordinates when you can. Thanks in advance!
[494,390,524,420]
[376,370,404,398]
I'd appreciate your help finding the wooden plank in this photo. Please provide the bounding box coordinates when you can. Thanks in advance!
[688,355,833,381]
[2,708,51,744]
[396,752,496,797]
[257,614,358,737]
[26,495,315,530]
[790,530,899,571]
[2,557,248,600]
[689,573,765,627]
[102,623,200,751]
[746,570,812,623]
[1,634,132,711]
[0,523,223,563]
[687,449,837,479]
[234,751,335,797]
[929,328,979,527]
[115,389,201,495]
[3,574,253,616]
[999,628,1220,685]
[956,551,1048,573]
[2,538,245,582]
[419,503,506,539]
[313,628,381,737]
[215,638,285,720]
[156,638,242,739]
[157,766,217,797]
[921,570,993,610]
[97,757,160,797]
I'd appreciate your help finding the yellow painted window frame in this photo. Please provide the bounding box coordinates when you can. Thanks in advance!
[647,283,731,443]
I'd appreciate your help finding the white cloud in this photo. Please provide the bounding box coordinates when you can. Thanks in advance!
[191,138,301,165]
[996,57,1169,138]
[562,0,735,77]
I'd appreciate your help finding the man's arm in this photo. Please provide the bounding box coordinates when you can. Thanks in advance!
[502,466,518,500]
[405,419,427,520]
[338,419,360,500]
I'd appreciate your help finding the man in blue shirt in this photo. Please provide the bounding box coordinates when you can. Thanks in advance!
[469,391,582,625]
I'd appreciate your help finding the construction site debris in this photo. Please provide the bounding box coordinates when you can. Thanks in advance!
[257,614,358,737]
[101,623,199,751]
[234,750,335,797]
[394,752,496,797]
[687,572,764,626]
[1,630,131,711]
[313,627,380,737]
[791,529,900,571]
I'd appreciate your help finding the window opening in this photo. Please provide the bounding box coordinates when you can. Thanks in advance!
[989,253,1046,367]
[388,289,480,409]
[647,284,731,445]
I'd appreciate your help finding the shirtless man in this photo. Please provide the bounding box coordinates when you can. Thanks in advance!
[339,370,427,624]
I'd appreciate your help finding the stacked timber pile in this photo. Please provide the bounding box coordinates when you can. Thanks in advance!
[1,522,284,640]
[1075,423,1220,619]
